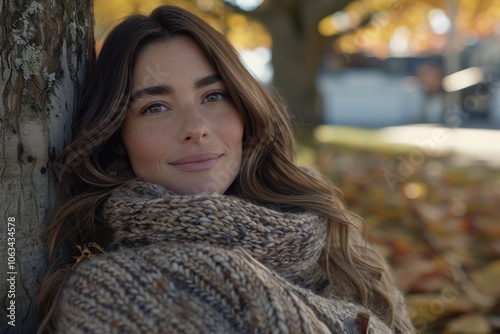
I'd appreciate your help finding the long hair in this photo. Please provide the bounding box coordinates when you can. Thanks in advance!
[37,6,415,333]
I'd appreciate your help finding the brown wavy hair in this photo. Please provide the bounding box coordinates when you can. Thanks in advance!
[37,6,416,333]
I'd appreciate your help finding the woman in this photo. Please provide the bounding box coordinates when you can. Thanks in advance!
[37,6,416,333]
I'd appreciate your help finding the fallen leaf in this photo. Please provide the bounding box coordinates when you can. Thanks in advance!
[406,293,476,322]
[470,260,500,296]
[476,218,500,238]
[444,313,491,334]
[394,255,446,292]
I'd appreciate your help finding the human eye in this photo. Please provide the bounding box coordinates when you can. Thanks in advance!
[140,102,169,115]
[203,90,231,103]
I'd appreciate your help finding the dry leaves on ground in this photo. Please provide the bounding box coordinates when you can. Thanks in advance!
[310,143,500,333]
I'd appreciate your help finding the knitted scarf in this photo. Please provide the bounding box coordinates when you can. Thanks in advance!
[55,180,395,333]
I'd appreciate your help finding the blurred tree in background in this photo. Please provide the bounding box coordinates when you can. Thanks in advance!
[231,0,353,125]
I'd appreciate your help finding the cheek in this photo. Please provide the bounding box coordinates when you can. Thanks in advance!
[226,114,244,168]
[121,123,169,167]
[226,112,244,145]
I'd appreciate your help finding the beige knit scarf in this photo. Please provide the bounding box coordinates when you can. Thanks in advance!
[105,180,327,281]
[56,180,395,333]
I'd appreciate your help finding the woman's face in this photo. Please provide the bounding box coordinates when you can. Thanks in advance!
[121,36,244,194]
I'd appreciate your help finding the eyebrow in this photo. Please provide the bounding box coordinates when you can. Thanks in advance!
[130,74,222,103]
[130,84,171,103]
[194,74,222,89]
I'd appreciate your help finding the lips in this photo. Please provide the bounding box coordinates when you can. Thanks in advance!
[169,153,222,172]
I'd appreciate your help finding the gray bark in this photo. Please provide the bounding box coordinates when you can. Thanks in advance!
[0,1,94,332]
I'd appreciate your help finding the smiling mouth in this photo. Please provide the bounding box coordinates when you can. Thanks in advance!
[170,153,222,172]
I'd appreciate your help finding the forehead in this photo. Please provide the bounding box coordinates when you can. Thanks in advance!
[132,36,215,86]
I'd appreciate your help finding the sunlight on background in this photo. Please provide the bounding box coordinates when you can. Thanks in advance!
[389,26,411,55]
[319,0,500,57]
[379,125,500,166]
[442,67,484,92]
[196,0,215,11]
[224,0,264,12]
[220,11,273,84]
[239,47,273,85]
[428,8,452,35]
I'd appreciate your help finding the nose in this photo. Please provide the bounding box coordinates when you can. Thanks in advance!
[179,106,210,143]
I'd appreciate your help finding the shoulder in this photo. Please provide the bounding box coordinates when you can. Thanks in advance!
[56,242,237,333]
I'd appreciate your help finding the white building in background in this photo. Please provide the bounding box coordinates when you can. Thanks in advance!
[318,39,500,129]
[318,69,426,127]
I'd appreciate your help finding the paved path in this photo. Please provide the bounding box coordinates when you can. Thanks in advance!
[379,124,500,167]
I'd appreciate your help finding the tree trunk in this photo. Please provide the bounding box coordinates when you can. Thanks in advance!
[259,4,320,126]
[252,0,353,126]
[0,1,94,332]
